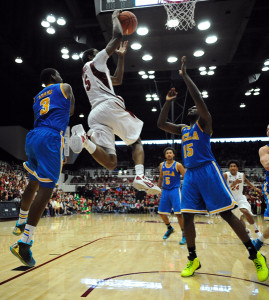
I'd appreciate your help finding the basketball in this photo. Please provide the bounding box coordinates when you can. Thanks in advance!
[119,11,138,36]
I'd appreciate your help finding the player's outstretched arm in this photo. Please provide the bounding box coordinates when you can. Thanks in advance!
[111,41,128,86]
[244,174,262,194]
[105,10,123,57]
[179,56,212,135]
[157,88,186,135]
[259,146,269,171]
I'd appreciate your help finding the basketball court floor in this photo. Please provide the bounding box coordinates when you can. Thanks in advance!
[0,213,268,299]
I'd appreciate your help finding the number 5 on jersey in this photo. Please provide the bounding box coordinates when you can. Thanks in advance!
[183,143,193,158]
[40,97,50,115]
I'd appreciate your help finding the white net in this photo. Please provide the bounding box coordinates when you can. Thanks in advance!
[162,0,197,31]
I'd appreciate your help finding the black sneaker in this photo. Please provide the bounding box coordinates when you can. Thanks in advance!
[10,240,35,267]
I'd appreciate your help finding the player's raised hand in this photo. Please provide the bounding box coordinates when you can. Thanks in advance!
[115,41,129,56]
[179,56,187,76]
[112,10,121,20]
[166,88,178,101]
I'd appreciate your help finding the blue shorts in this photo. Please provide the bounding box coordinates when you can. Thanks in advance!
[262,182,269,221]
[181,161,237,214]
[23,127,64,188]
[158,187,181,215]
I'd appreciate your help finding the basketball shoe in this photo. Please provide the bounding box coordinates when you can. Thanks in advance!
[251,251,269,282]
[181,257,201,277]
[10,239,35,267]
[12,220,27,236]
[252,238,264,251]
[179,236,186,245]
[163,227,174,239]
[69,124,88,153]
[133,175,161,194]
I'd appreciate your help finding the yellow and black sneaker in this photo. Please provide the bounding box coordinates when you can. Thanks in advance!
[181,257,201,277]
[252,251,269,282]
[12,221,27,236]
[10,240,35,267]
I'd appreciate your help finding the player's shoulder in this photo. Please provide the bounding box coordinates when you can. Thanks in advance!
[259,145,269,154]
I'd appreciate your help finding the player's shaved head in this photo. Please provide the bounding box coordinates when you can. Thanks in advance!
[40,68,59,85]
[81,48,99,64]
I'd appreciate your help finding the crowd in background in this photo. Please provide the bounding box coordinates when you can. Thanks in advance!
[0,140,268,217]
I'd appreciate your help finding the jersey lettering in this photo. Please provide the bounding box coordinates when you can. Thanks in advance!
[40,97,50,115]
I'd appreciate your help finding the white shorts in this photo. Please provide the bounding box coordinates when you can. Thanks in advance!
[88,99,143,153]
[233,195,253,217]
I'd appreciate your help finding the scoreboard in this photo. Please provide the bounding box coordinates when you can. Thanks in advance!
[99,0,162,12]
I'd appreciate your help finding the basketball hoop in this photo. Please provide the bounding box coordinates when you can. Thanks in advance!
[162,0,197,31]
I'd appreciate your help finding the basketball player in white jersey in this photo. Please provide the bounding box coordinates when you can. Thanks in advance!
[223,160,262,239]
[69,10,160,194]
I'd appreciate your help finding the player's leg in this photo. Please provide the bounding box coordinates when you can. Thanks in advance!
[131,138,161,194]
[171,187,185,244]
[12,178,39,236]
[10,129,62,267]
[160,214,175,239]
[180,171,203,277]
[70,123,117,170]
[158,189,174,239]
[253,205,269,250]
[240,208,262,238]
[176,214,186,245]
[202,162,268,281]
[181,213,201,276]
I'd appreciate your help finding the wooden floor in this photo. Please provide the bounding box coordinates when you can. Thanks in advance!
[0,213,268,299]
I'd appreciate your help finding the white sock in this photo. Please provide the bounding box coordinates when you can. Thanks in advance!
[135,164,144,175]
[84,140,96,154]
[21,224,36,244]
[18,209,28,225]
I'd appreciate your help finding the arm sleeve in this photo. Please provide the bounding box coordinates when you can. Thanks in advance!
[93,49,109,72]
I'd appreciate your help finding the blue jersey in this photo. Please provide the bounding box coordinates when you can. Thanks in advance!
[162,161,181,190]
[33,83,71,133]
[181,122,215,169]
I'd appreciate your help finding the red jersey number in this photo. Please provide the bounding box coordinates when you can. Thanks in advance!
[84,75,91,91]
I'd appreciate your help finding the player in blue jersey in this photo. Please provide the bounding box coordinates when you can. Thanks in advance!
[10,68,75,267]
[157,147,186,244]
[252,124,269,250]
[157,56,268,282]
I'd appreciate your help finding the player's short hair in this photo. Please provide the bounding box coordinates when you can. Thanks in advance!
[81,48,97,64]
[40,68,57,85]
[163,147,176,156]
[228,160,240,168]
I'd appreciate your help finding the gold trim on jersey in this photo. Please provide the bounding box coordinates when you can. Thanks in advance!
[60,83,68,99]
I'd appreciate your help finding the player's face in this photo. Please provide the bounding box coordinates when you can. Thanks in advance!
[229,163,238,175]
[267,125,269,137]
[165,150,175,160]
[187,106,199,122]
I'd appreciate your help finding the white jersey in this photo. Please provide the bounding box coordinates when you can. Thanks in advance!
[225,171,244,199]
[82,49,125,110]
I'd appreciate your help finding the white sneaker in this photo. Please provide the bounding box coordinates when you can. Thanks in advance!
[147,185,162,195]
[133,175,161,195]
[70,124,88,153]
